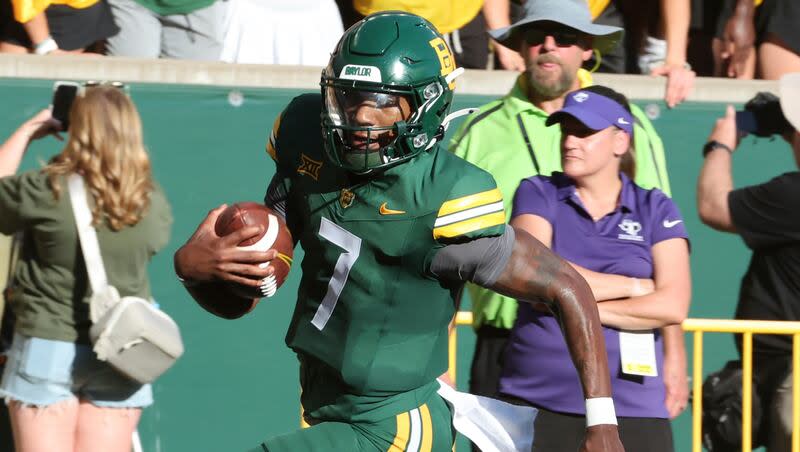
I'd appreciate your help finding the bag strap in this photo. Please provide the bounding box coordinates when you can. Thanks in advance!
[67,174,108,295]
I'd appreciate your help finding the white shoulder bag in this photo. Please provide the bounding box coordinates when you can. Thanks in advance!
[68,174,183,384]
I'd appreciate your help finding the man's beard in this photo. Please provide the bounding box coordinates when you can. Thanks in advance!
[526,54,576,100]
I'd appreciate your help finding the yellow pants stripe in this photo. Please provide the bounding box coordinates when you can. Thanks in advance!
[388,404,435,452]
[419,404,433,452]
[388,411,410,452]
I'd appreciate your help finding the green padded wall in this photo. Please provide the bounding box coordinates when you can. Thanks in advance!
[0,78,793,451]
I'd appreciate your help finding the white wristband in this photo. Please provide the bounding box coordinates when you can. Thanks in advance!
[34,37,58,55]
[585,397,617,427]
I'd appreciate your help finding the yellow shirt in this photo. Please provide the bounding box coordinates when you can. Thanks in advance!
[587,0,611,19]
[353,0,483,34]
[13,0,98,23]
[588,0,762,20]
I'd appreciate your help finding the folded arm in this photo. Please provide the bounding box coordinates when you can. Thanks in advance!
[596,238,691,329]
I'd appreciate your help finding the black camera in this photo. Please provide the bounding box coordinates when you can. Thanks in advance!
[735,92,794,138]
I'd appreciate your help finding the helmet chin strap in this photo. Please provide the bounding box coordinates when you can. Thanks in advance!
[445,67,465,86]
[424,107,478,151]
[423,67,472,150]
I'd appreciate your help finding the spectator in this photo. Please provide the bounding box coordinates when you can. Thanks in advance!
[450,0,690,442]
[589,0,695,107]
[714,0,800,79]
[502,84,691,451]
[0,0,118,54]
[687,0,724,76]
[105,0,227,60]
[341,0,490,69]
[697,73,800,452]
[483,0,525,71]
[220,0,344,66]
[0,86,172,452]
[640,0,696,108]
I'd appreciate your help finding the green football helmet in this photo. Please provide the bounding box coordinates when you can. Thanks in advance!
[321,11,461,174]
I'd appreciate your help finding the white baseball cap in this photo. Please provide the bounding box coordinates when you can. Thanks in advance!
[779,73,800,131]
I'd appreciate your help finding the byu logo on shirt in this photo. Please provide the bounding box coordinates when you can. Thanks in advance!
[618,219,644,242]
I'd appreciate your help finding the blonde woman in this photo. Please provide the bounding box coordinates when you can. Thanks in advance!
[0,86,172,452]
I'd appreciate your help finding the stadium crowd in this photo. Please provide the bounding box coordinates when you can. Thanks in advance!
[0,1,799,451]
[0,0,798,85]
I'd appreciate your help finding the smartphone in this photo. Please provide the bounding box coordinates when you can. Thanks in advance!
[52,81,79,131]
[735,110,759,135]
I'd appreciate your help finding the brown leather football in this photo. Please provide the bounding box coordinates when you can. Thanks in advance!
[214,202,294,299]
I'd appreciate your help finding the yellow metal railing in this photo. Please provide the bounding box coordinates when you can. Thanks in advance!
[684,318,800,452]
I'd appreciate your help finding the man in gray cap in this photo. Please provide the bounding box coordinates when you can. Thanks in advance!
[450,0,688,446]
[698,73,800,452]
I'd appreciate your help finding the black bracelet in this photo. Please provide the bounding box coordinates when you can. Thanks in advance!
[702,140,734,157]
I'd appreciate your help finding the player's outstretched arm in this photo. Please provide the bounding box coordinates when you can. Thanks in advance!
[486,228,624,452]
[174,205,277,318]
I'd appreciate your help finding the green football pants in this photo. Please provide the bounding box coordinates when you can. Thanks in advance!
[251,392,454,452]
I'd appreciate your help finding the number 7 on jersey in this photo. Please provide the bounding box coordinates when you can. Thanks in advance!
[311,217,362,330]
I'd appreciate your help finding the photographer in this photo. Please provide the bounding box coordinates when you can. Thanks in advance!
[697,72,800,452]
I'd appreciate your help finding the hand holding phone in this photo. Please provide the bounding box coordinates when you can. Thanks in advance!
[52,81,79,131]
[23,108,64,142]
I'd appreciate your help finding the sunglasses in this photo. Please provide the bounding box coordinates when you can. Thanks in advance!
[82,80,129,94]
[524,28,584,47]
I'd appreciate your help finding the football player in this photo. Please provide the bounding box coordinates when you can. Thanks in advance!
[174,12,623,452]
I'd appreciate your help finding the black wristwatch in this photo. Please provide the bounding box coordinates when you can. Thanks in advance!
[702,140,734,157]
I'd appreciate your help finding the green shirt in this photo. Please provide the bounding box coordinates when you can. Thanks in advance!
[450,73,671,330]
[135,0,215,16]
[0,171,173,343]
[269,94,506,421]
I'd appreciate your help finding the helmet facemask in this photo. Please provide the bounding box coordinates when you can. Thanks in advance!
[323,83,413,173]
[322,75,449,174]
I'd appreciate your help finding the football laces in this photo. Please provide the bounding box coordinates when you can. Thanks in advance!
[260,274,278,298]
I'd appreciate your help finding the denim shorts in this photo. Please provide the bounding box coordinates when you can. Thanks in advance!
[0,333,152,408]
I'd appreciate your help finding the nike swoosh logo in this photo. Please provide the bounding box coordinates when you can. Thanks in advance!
[379,202,406,215]
[663,219,683,228]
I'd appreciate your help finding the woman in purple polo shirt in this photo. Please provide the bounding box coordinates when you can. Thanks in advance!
[498,85,691,451]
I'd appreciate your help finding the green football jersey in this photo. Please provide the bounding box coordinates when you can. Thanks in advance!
[267,94,505,421]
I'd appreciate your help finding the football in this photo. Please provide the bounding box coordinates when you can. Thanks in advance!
[214,202,294,299]
[186,281,258,320]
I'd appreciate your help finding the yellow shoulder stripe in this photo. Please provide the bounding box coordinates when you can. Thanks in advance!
[433,211,505,239]
[438,188,502,217]
[266,114,282,161]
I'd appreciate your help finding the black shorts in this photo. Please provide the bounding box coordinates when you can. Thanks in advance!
[499,396,675,452]
[716,0,800,55]
[0,0,119,51]
[447,9,489,70]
